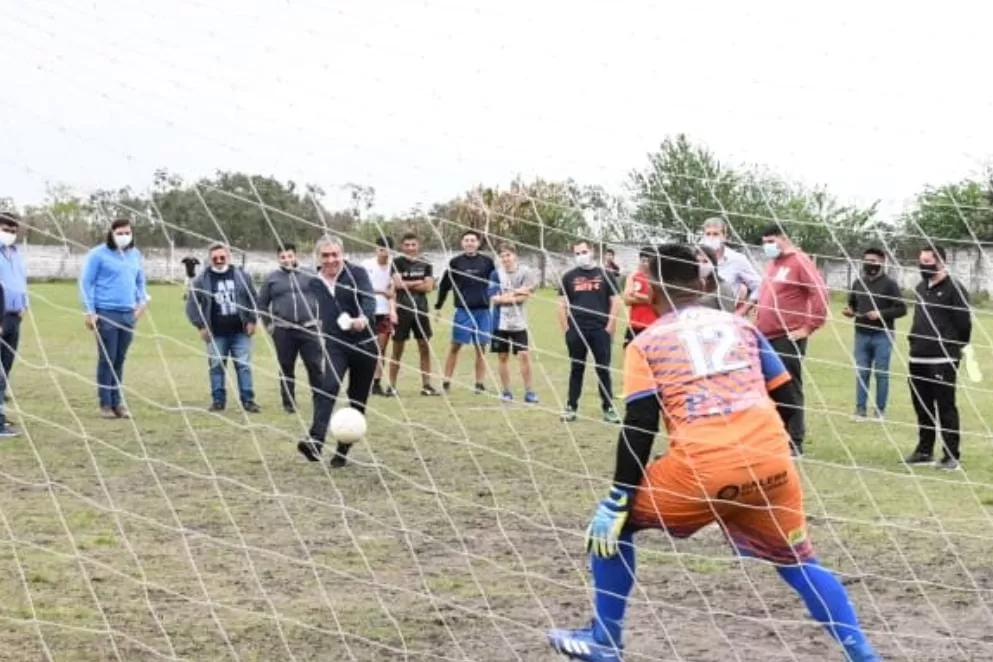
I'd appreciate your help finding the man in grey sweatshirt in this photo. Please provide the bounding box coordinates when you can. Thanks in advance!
[256,244,326,413]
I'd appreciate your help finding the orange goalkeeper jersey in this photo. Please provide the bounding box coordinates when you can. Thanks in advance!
[623,306,792,468]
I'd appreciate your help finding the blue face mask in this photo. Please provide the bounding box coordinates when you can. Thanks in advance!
[762,242,781,259]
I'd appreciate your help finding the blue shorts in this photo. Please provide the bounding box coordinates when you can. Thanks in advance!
[452,307,492,346]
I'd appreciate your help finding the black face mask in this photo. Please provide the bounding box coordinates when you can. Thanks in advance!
[862,263,881,278]
[919,263,938,280]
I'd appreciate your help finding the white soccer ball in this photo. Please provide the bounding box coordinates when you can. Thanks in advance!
[329,407,367,443]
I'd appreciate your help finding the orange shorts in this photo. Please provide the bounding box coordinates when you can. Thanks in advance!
[628,454,813,564]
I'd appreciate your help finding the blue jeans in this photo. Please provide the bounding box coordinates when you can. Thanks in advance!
[95,309,136,409]
[854,330,893,414]
[206,333,255,405]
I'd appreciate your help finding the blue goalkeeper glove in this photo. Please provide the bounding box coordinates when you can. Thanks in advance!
[585,487,631,559]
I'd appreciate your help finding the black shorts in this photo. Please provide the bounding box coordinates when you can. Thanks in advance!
[491,329,529,355]
[394,308,432,342]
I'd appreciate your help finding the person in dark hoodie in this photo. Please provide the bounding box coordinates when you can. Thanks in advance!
[256,243,325,414]
[185,242,261,413]
[297,235,378,468]
[903,244,972,471]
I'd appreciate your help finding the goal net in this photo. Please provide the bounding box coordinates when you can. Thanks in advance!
[2,166,991,662]
[3,11,992,662]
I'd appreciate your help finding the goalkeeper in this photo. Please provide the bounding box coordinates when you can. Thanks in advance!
[547,244,880,662]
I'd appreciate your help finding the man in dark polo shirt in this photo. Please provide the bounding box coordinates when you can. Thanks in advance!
[841,247,907,422]
[558,239,621,423]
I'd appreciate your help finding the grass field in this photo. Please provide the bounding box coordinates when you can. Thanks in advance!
[2,283,993,661]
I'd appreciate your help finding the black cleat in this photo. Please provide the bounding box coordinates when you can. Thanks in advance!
[209,401,225,412]
[329,443,353,469]
[297,439,323,462]
[903,451,934,466]
[242,401,261,414]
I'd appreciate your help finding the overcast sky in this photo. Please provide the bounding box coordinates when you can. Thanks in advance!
[2,0,991,224]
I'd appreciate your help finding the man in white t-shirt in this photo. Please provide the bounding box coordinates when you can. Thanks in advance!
[363,236,399,395]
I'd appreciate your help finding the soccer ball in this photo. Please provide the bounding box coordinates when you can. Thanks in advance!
[330,407,367,443]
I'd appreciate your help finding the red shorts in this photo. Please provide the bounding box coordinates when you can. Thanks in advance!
[374,314,394,337]
[629,454,813,564]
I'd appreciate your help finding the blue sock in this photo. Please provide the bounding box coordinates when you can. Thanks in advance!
[591,530,636,647]
[777,559,874,657]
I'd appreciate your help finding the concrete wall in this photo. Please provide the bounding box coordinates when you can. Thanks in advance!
[21,242,993,296]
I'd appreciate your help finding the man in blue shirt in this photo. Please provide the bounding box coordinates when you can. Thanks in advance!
[435,230,496,394]
[78,218,148,419]
[0,212,24,436]
[186,243,261,413]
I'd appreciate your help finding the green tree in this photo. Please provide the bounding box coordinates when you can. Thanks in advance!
[151,170,331,250]
[628,134,878,257]
[901,178,993,246]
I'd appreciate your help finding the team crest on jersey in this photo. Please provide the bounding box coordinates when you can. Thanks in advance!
[787,528,807,548]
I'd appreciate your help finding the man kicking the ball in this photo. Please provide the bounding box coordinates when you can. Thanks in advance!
[547,243,880,662]
[297,235,379,468]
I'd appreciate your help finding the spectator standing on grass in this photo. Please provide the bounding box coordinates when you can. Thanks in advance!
[388,233,441,396]
[487,243,539,403]
[185,243,261,414]
[841,248,907,422]
[78,218,148,419]
[436,230,496,394]
[700,216,763,315]
[256,244,324,414]
[363,236,398,396]
[903,245,972,471]
[755,225,829,456]
[621,246,660,348]
[180,255,200,299]
[0,212,21,437]
[297,235,378,469]
[558,239,621,424]
[602,248,621,282]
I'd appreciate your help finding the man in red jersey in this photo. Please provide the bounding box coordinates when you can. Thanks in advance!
[755,225,829,456]
[621,247,659,348]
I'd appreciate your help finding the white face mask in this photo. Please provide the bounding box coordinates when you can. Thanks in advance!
[0,231,16,247]
[211,263,230,274]
[113,233,132,249]
[574,253,594,268]
[700,236,723,251]
[762,242,781,259]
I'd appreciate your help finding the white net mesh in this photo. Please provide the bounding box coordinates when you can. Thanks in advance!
[4,4,993,662]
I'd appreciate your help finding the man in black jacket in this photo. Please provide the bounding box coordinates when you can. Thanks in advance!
[841,248,907,421]
[297,235,379,468]
[904,245,972,471]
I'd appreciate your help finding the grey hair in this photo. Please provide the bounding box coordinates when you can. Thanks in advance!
[701,216,727,233]
[315,234,345,253]
[207,241,229,254]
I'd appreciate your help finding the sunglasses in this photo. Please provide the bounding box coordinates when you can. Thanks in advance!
[212,258,227,264]
[320,252,340,258]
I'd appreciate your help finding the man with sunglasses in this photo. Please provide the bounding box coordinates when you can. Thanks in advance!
[297,235,379,468]
[186,242,261,413]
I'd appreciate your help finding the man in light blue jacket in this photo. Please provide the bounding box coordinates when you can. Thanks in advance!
[0,212,27,436]
[78,218,148,419]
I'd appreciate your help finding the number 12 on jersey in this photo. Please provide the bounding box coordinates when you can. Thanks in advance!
[679,323,749,377]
